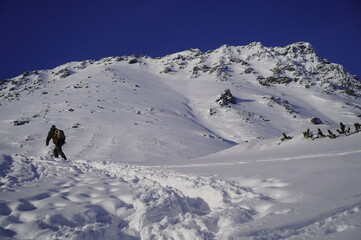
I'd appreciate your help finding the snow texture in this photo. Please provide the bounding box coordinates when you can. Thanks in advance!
[0,42,361,239]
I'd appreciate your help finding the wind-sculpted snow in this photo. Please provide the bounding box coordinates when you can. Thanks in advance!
[0,155,274,239]
[1,144,361,239]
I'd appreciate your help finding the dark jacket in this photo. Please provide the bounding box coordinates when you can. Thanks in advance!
[46,128,65,146]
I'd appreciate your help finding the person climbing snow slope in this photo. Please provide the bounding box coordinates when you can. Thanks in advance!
[46,125,67,160]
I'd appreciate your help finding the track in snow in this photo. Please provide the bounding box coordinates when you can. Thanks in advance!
[1,154,360,239]
[160,149,361,169]
[0,155,271,239]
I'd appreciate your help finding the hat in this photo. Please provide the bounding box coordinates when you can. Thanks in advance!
[51,125,56,129]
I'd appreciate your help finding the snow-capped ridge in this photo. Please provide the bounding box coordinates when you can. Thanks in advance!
[1,41,360,146]
[2,41,359,91]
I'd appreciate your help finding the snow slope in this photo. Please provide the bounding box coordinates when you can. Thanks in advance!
[0,42,361,239]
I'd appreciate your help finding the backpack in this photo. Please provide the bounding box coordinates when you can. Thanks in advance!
[53,129,66,144]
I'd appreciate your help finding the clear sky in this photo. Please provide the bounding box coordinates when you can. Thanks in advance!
[1,0,360,80]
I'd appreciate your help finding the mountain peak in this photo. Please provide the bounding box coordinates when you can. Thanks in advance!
[1,42,360,154]
[247,41,264,48]
[286,41,316,55]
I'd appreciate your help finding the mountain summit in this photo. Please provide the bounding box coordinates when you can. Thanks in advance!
[0,42,360,161]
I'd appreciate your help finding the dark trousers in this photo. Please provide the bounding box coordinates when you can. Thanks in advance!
[54,144,67,160]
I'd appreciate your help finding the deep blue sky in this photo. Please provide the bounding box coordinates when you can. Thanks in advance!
[1,0,360,80]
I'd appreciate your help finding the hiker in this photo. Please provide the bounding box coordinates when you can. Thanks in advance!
[46,125,67,160]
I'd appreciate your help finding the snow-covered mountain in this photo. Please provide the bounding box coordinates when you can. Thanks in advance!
[1,42,361,239]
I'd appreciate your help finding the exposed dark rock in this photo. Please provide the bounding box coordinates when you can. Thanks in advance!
[128,58,138,64]
[265,76,292,84]
[310,117,323,125]
[54,68,72,79]
[216,89,236,106]
[14,119,30,126]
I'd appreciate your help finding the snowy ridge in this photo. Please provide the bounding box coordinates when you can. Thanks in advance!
[1,42,361,239]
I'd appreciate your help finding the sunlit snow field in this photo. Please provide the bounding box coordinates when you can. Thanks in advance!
[1,43,360,239]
